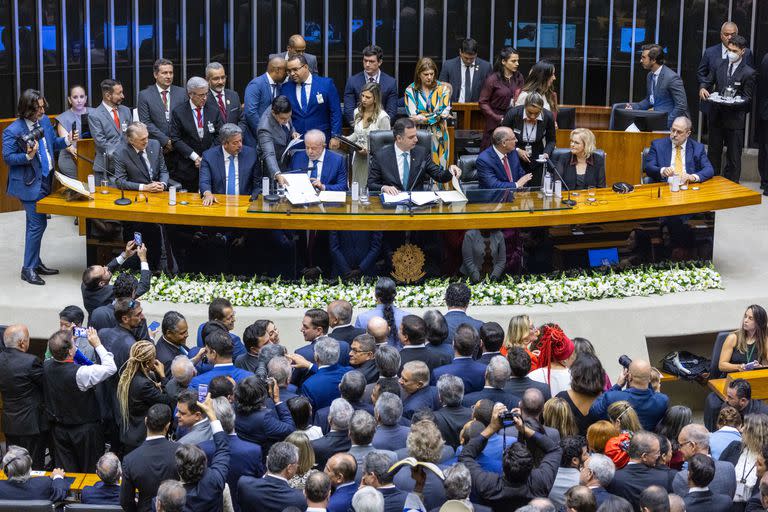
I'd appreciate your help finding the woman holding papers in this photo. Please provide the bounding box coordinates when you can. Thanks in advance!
[349,83,390,187]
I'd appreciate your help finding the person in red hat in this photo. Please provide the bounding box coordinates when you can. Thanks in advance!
[527,324,576,396]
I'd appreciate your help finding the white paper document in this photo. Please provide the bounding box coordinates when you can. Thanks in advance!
[410,191,439,205]
[436,174,467,203]
[318,191,346,202]
[55,171,93,198]
[382,192,411,204]
[283,173,320,205]
[280,137,305,164]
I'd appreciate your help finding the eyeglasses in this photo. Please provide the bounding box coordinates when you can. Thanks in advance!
[350,348,372,354]
[679,440,695,449]
[287,65,306,73]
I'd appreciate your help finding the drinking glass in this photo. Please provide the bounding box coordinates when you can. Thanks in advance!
[100,179,109,194]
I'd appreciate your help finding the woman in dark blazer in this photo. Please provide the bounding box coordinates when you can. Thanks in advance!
[559,128,606,190]
[234,375,295,456]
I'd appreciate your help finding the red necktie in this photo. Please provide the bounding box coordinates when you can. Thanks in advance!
[161,90,169,110]
[112,108,120,130]
[502,155,513,182]
[195,108,203,128]
[217,93,227,120]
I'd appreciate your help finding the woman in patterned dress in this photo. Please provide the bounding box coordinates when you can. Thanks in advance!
[404,57,452,169]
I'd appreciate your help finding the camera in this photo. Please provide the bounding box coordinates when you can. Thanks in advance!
[20,125,44,148]
[499,410,521,422]
[618,355,632,369]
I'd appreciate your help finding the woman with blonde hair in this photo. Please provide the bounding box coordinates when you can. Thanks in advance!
[542,397,578,437]
[606,400,642,433]
[405,57,452,168]
[285,431,316,489]
[117,340,175,452]
[559,127,606,190]
[719,413,768,504]
[502,314,539,368]
[586,420,619,454]
[350,82,390,186]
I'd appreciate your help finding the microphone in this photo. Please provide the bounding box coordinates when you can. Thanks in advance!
[78,153,132,206]
[406,160,427,209]
[540,156,576,206]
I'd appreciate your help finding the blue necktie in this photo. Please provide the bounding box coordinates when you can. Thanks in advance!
[310,159,319,179]
[651,74,657,104]
[402,152,410,188]
[299,83,307,109]
[35,125,50,177]
[227,155,236,195]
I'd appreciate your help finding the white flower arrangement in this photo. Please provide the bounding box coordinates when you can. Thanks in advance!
[136,262,722,309]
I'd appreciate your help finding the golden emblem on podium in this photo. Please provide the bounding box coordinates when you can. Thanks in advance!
[391,243,426,283]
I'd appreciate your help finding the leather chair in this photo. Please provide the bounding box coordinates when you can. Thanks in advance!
[64,505,124,511]
[557,107,576,129]
[367,129,433,159]
[457,155,479,190]
[549,148,606,184]
[641,147,654,184]
[0,501,53,512]
[708,331,733,380]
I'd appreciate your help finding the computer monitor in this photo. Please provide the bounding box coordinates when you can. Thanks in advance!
[612,108,668,132]
[588,248,619,267]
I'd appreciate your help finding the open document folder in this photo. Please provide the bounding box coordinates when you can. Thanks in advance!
[381,173,467,205]
[283,173,321,205]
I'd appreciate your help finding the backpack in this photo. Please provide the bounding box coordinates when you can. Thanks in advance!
[660,351,711,380]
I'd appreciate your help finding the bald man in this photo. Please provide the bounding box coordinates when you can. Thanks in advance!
[643,116,714,183]
[673,423,736,498]
[697,21,754,90]
[476,126,532,189]
[269,34,319,74]
[590,358,669,431]
[324,453,357,512]
[242,57,288,146]
[367,317,391,348]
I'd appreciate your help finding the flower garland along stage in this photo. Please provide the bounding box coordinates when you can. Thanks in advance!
[139,262,723,309]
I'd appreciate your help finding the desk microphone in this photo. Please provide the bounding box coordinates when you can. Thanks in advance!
[540,157,576,206]
[78,153,132,206]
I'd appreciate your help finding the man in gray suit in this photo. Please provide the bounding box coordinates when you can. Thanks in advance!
[627,44,689,129]
[88,78,132,181]
[206,62,242,125]
[137,58,186,164]
[269,34,319,75]
[258,95,298,184]
[113,122,169,191]
[176,390,213,445]
[347,410,398,482]
[439,38,492,103]
[672,423,736,498]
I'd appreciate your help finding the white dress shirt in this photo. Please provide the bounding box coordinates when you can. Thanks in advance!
[75,344,117,391]
[296,75,313,107]
[649,65,663,105]
[23,119,55,170]
[395,145,411,187]
[223,147,240,194]
[520,111,543,143]
[458,61,476,103]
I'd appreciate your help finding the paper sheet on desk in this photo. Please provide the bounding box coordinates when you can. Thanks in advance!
[318,191,346,202]
[436,174,467,203]
[55,171,93,198]
[381,191,439,205]
[280,137,304,163]
[283,173,320,205]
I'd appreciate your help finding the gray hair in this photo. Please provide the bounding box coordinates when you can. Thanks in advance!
[340,370,367,401]
[304,129,326,145]
[329,300,353,324]
[674,116,693,131]
[219,123,242,143]
[315,336,340,366]
[353,333,376,354]
[524,92,545,109]
[402,360,430,384]
[186,76,208,93]
[96,452,122,485]
[628,431,658,460]
[486,355,511,388]
[2,325,26,349]
[3,446,31,482]
[585,453,616,487]
[363,451,396,484]
[156,479,187,512]
[329,398,355,430]
[443,463,472,500]
[212,396,235,433]
[266,442,299,473]
[668,494,686,512]
[352,486,385,512]
[349,410,377,445]
[126,121,148,140]
[375,345,401,378]
[268,356,292,386]
[205,61,225,77]
[375,392,403,426]
[171,356,196,386]
[437,374,464,407]
[680,423,710,450]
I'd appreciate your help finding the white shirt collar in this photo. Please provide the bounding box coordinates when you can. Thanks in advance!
[223,147,236,160]
[190,100,202,111]
[302,74,313,86]
[365,70,381,83]
[718,426,741,433]
[156,84,170,94]
[266,473,289,483]
[402,343,425,349]
[492,146,509,161]
[134,145,146,154]
[101,101,116,112]
[722,44,730,58]
[145,435,166,441]
[464,60,476,69]
[395,145,411,159]
[312,149,326,164]
[689,487,709,493]
[213,363,234,368]
[653,65,663,77]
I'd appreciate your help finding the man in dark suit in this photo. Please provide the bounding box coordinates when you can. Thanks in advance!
[329,231,383,279]
[699,34,756,182]
[431,324,487,393]
[368,118,461,193]
[672,424,736,498]
[360,451,408,512]
[475,127,531,189]
[682,454,731,512]
[501,92,557,176]
[433,374,472,449]
[2,89,76,285]
[312,398,354,468]
[505,347,551,400]
[607,432,674,510]
[206,62,242,125]
[289,129,348,191]
[477,322,504,365]
[81,239,151,315]
[170,76,224,192]
[644,116,715,184]
[285,54,342,146]
[325,453,358,512]
[348,333,379,383]
[81,452,121,505]
[137,58,187,171]
[299,337,353,410]
[269,34,319,74]
[0,325,46,468]
[696,21,754,107]
[238,441,307,512]
[398,314,448,371]
[88,273,150,342]
[343,44,398,124]
[114,122,170,191]
[400,361,440,419]
[258,95,298,183]
[89,78,132,180]
[463,356,520,410]
[627,44,688,128]
[98,297,145,369]
[757,53,768,194]
[314,371,374,434]
[155,311,190,375]
[200,123,260,205]
[328,300,366,343]
[242,57,287,146]
[444,283,484,345]
[578,453,617,508]
[439,38,492,103]
[0,446,69,501]
[292,309,352,384]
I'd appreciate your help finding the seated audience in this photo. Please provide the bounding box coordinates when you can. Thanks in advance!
[355,278,409,348]
[463,355,520,410]
[579,453,617,508]
[606,432,674,509]
[476,126,532,189]
[81,240,151,315]
[289,129,349,192]
[312,398,354,468]
[156,480,187,512]
[432,324,487,392]
[81,452,122,504]
[0,445,69,501]
[373,391,410,451]
[238,441,308,512]
[325,452,358,512]
[549,436,589,507]
[285,431,316,489]
[682,454,731,512]
[557,353,605,436]
[235,375,295,451]
[643,116,714,184]
[558,128,606,190]
[199,123,259,205]
[528,324,576,396]
[433,374,473,449]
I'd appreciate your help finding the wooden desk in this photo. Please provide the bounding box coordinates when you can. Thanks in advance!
[555,129,664,185]
[0,471,90,490]
[451,103,613,132]
[36,177,760,231]
[709,368,768,400]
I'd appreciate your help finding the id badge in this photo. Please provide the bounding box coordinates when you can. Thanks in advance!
[165,110,170,122]
[207,121,215,133]
[316,93,324,104]
[525,144,533,157]
[735,482,747,501]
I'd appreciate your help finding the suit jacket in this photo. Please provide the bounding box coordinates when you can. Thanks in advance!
[379,485,409,512]
[701,58,756,129]
[81,481,121,505]
[630,66,689,128]
[433,405,473,448]
[399,345,450,374]
[328,482,357,512]
[208,88,242,125]
[672,459,736,498]
[402,386,441,419]
[0,348,45,435]
[293,339,352,379]
[330,325,367,344]
[607,464,674,512]
[644,137,715,183]
[2,116,67,202]
[367,144,452,192]
[463,387,521,410]
[343,71,399,124]
[759,54,768,121]
[500,106,556,161]
[113,139,169,190]
[475,145,526,189]
[169,100,224,187]
[89,103,132,177]
[439,56,493,103]
[234,402,295,454]
[137,84,187,146]
[373,424,411,451]
[556,152,606,190]
[683,489,731,512]
[199,144,259,196]
[591,487,615,508]
[351,359,379,385]
[184,430,230,512]
[0,476,69,502]
[431,358,487,393]
[154,336,187,375]
[200,433,264,512]
[329,231,383,278]
[504,377,551,401]
[178,419,213,445]
[444,310,484,345]
[98,325,137,370]
[300,364,353,410]
[697,43,755,87]
[312,429,352,468]
[238,474,308,512]
[242,74,282,146]
[120,437,180,512]
[257,108,295,180]
[269,51,319,74]
[122,373,176,448]
[284,75,343,141]
[289,149,348,191]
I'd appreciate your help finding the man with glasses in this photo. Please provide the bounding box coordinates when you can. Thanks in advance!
[2,89,78,285]
[269,34,319,74]
[606,432,674,509]
[643,116,714,184]
[348,334,378,384]
[672,424,737,499]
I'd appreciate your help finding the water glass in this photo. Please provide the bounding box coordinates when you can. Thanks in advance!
[100,179,109,194]
[587,186,596,202]
[359,187,370,204]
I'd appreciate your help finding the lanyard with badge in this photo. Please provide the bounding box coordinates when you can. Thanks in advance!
[523,121,536,157]
[736,454,757,500]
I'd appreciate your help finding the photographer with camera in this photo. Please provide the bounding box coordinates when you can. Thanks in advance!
[2,89,78,285]
[590,356,670,431]
[458,402,562,510]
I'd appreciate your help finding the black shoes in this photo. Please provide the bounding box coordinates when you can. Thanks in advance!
[21,268,45,285]
[36,262,59,275]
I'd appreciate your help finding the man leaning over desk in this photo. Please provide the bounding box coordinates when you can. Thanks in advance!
[643,116,714,184]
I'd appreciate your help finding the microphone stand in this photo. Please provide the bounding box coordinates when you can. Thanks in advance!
[542,157,576,206]
[406,161,426,215]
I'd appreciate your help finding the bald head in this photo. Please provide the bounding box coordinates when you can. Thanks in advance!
[491,126,517,155]
[267,57,287,83]
[628,359,652,388]
[521,388,545,418]
[668,493,685,512]
[367,317,390,344]
[287,34,307,53]
[268,56,286,70]
[678,423,710,455]
[3,324,29,351]
[326,452,357,484]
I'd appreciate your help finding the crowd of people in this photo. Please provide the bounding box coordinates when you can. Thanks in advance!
[0,277,766,512]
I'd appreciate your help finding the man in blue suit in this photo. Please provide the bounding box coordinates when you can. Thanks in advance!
[299,337,353,410]
[188,331,253,391]
[238,442,308,512]
[431,324,487,393]
[644,116,715,184]
[293,309,352,382]
[0,445,70,501]
[81,452,121,505]
[627,44,688,129]
[2,89,76,285]
[476,127,532,189]
[289,129,348,191]
[400,361,440,419]
[343,45,398,124]
[241,57,287,147]
[444,282,483,345]
[200,123,260,206]
[325,453,358,512]
[285,54,343,147]
[697,21,754,115]
[329,231,383,279]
